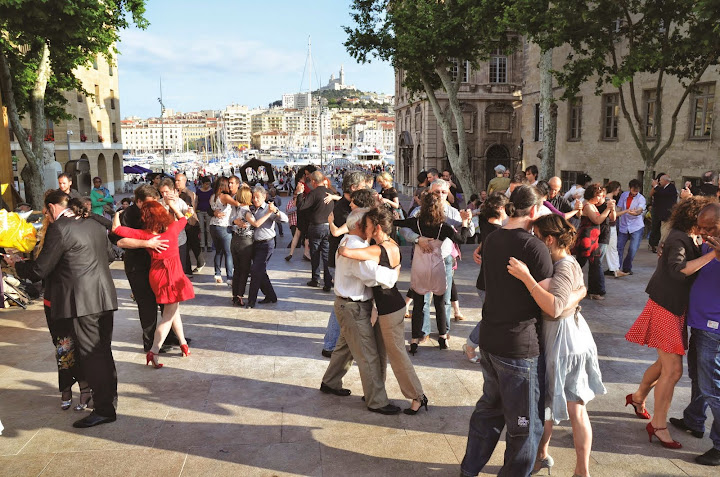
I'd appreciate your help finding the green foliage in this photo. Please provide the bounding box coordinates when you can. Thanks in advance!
[0,0,149,122]
[344,0,515,96]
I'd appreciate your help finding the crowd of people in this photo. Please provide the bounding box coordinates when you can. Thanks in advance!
[2,162,720,473]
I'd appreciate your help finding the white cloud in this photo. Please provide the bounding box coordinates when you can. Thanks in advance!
[118,30,305,76]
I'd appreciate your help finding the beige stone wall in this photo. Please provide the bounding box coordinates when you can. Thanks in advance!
[11,52,124,196]
[395,48,524,195]
[521,41,720,189]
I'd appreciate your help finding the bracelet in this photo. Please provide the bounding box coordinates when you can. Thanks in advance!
[530,283,538,294]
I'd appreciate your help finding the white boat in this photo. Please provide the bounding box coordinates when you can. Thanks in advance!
[350,147,385,165]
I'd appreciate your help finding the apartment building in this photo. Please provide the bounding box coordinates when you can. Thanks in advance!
[9,53,124,194]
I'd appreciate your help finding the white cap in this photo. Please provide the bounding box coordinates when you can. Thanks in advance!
[494,165,506,173]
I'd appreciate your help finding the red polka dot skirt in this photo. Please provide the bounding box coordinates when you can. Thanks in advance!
[625,298,687,355]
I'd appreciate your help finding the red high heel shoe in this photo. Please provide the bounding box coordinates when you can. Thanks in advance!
[180,344,190,357]
[625,393,650,419]
[145,351,163,368]
[646,422,682,449]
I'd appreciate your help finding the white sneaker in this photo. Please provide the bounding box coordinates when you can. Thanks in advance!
[226,279,233,287]
[214,276,223,284]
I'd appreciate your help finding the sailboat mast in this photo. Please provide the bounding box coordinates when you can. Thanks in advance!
[307,36,312,150]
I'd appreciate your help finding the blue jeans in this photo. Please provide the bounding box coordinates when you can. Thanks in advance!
[209,225,234,280]
[247,239,276,305]
[682,329,720,450]
[323,310,341,351]
[308,223,332,285]
[617,228,644,273]
[419,254,454,336]
[576,243,607,296]
[461,352,543,476]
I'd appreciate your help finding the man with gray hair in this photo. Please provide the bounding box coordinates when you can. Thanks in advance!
[321,170,368,358]
[693,171,720,198]
[245,185,288,308]
[320,207,400,415]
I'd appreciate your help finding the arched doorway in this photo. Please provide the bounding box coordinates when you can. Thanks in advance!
[97,153,107,183]
[112,153,122,194]
[485,145,510,187]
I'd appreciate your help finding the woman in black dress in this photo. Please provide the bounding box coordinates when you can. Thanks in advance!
[338,207,428,414]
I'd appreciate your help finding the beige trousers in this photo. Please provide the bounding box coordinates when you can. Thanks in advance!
[321,298,389,409]
[377,307,424,401]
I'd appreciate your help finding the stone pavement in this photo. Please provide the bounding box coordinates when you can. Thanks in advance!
[0,240,716,477]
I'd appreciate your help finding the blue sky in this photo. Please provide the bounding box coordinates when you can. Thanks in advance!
[117,0,394,118]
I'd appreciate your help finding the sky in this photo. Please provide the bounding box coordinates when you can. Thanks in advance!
[117,0,394,118]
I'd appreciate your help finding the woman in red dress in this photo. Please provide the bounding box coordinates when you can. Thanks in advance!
[112,200,195,368]
[625,196,717,448]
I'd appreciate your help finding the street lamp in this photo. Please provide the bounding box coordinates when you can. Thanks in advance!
[158,96,166,173]
[66,130,73,162]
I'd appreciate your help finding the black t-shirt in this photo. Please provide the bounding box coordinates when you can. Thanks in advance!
[475,219,501,290]
[478,228,554,359]
[596,203,611,244]
[297,186,335,225]
[549,195,573,214]
[381,187,399,204]
[329,197,352,267]
[109,204,151,273]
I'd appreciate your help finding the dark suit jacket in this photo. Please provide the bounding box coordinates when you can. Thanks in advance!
[651,183,678,221]
[16,215,118,321]
[645,228,702,316]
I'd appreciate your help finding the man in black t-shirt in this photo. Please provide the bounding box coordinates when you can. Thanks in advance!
[548,176,582,221]
[461,185,554,477]
[297,171,336,291]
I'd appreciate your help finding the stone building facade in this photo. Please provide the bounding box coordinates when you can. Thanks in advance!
[394,48,524,195]
[10,53,124,195]
[521,41,720,192]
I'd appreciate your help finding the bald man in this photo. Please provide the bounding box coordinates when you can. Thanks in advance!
[670,203,720,466]
[547,176,582,220]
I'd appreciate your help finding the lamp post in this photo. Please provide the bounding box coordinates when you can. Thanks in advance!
[158,97,166,173]
[66,129,73,162]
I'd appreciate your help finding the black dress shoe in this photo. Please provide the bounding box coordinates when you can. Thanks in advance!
[320,382,351,396]
[696,447,720,466]
[603,270,615,276]
[307,280,320,287]
[368,404,401,415]
[322,284,332,292]
[321,349,333,358]
[259,297,278,304]
[245,303,255,309]
[72,412,116,428]
[669,417,704,438]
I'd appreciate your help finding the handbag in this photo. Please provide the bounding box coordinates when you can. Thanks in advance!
[409,219,447,295]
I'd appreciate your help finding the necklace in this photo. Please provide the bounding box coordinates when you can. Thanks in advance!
[378,236,390,244]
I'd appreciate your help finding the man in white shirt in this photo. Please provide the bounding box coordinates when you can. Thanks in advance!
[320,208,400,415]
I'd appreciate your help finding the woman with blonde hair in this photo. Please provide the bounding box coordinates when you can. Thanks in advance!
[229,184,254,306]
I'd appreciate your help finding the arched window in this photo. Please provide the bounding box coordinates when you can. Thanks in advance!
[414,105,422,134]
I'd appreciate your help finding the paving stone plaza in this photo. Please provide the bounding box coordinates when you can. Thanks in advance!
[0,238,717,476]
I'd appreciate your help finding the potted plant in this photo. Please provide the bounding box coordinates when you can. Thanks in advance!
[80,133,87,142]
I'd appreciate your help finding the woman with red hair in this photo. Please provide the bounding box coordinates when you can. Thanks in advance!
[112,199,194,368]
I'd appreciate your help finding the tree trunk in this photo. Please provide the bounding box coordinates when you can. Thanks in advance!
[539,48,556,180]
[0,43,51,209]
[434,65,478,201]
[642,156,657,197]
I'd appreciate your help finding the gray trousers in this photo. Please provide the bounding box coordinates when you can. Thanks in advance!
[321,298,389,409]
[377,307,424,401]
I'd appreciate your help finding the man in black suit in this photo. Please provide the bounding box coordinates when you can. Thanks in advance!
[13,190,118,428]
[109,184,184,352]
[297,171,336,291]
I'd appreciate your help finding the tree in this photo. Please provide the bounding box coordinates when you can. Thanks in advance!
[344,0,514,198]
[521,0,720,193]
[0,0,148,208]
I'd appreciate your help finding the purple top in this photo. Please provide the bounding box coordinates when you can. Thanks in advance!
[196,188,213,212]
[687,243,720,334]
[543,200,564,217]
